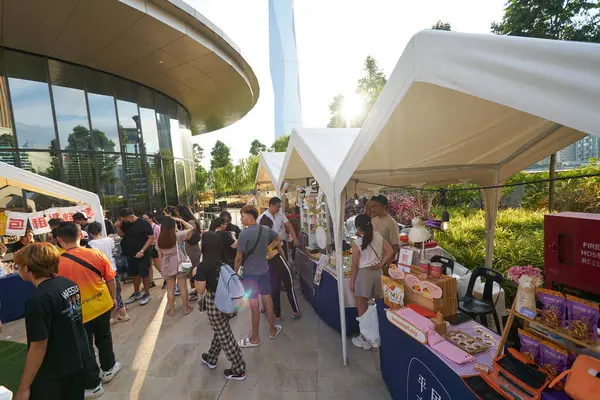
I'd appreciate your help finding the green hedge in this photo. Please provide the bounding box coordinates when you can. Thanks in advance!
[435,208,545,303]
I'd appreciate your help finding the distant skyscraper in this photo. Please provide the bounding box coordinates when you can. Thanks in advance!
[269,0,303,138]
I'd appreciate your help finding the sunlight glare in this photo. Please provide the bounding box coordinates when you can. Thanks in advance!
[341,93,363,124]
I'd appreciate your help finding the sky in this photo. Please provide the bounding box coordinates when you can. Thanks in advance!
[189,0,507,169]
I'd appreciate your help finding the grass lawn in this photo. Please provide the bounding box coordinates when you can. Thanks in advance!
[0,340,27,393]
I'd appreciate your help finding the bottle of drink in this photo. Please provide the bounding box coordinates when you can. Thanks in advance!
[197,296,206,314]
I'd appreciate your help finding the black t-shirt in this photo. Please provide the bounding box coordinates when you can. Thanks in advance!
[218,231,236,264]
[121,218,153,257]
[226,224,241,238]
[10,240,27,253]
[105,219,116,236]
[194,259,220,292]
[25,276,90,381]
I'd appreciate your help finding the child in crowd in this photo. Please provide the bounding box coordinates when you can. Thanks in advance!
[88,222,130,324]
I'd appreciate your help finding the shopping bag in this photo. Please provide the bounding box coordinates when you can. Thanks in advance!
[356,304,380,345]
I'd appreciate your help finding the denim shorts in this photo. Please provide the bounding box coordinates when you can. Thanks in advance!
[243,272,271,299]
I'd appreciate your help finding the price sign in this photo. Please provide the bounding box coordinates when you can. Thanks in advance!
[399,248,414,272]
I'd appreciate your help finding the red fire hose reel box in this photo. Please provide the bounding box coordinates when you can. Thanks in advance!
[544,212,600,295]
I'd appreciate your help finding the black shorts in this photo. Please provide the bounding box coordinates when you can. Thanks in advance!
[127,255,151,278]
[150,245,159,259]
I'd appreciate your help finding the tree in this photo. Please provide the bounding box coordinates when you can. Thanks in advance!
[491,0,600,211]
[195,165,209,192]
[270,135,290,152]
[210,140,232,170]
[432,20,451,31]
[193,143,204,165]
[326,56,387,128]
[249,139,267,156]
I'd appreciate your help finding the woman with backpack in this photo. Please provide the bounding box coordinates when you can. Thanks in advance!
[194,231,246,381]
[157,216,195,316]
[178,205,202,301]
[350,214,393,350]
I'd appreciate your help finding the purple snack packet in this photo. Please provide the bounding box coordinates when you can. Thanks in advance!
[566,295,599,342]
[518,328,542,364]
[537,289,566,328]
[540,341,568,378]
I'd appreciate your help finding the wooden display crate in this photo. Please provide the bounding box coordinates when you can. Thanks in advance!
[402,265,458,318]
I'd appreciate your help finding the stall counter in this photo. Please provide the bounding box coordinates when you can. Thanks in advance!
[0,273,36,323]
[296,249,360,336]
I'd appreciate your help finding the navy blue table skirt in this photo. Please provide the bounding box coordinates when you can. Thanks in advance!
[297,252,359,336]
[0,273,36,323]
[376,299,477,400]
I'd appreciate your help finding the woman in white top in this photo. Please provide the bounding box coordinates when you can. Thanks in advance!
[350,214,393,349]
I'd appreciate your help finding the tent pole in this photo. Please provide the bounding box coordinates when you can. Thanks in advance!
[483,174,502,268]
[333,195,348,366]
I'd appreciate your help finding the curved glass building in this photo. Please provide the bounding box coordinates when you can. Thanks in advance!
[0,0,259,216]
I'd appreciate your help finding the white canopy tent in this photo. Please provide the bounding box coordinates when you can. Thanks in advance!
[1,161,106,235]
[337,30,600,266]
[279,30,600,365]
[255,152,286,194]
[278,128,360,365]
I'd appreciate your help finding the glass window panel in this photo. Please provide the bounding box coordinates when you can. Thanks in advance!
[117,99,141,154]
[183,159,191,204]
[0,50,16,156]
[162,157,178,206]
[155,93,172,156]
[185,161,196,206]
[19,151,59,181]
[175,159,186,204]
[167,100,179,158]
[5,50,56,150]
[62,152,97,193]
[88,93,120,152]
[139,107,159,155]
[97,153,126,217]
[147,154,165,212]
[124,154,149,213]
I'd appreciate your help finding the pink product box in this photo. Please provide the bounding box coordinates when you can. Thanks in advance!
[410,246,443,265]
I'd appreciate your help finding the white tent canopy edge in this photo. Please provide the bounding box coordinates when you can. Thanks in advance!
[1,161,105,235]
[255,152,286,195]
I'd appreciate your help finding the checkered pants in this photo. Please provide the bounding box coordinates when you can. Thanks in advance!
[205,292,246,375]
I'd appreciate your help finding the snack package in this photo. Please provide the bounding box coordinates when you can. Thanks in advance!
[537,288,566,328]
[566,295,599,342]
[540,341,568,378]
[518,328,543,364]
[381,275,404,310]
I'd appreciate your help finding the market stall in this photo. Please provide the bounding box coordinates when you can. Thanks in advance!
[280,30,600,400]
[1,161,105,323]
[329,30,600,398]
[255,152,285,212]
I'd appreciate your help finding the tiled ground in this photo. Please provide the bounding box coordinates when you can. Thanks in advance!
[1,278,392,400]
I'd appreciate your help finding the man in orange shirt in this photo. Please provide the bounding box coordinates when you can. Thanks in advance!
[55,222,120,399]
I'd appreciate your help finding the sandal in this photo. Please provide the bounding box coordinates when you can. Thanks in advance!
[167,309,176,317]
[238,337,260,348]
[269,325,283,340]
[183,306,193,316]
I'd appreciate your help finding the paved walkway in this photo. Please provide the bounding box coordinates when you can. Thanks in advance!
[1,279,391,400]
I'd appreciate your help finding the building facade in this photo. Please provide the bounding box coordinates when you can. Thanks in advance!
[558,135,600,165]
[0,0,258,216]
[269,0,303,138]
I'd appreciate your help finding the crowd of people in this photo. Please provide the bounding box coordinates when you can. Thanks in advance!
[9,198,305,400]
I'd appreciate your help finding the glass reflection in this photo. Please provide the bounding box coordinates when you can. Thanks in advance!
[124,154,149,213]
[52,85,90,150]
[98,153,126,215]
[88,93,120,152]
[139,107,159,155]
[175,159,186,203]
[162,157,178,206]
[19,151,56,179]
[117,100,142,154]
[147,154,165,211]
[0,49,16,163]
[62,152,97,193]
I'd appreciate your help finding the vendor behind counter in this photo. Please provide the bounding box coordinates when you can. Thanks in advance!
[1,229,35,259]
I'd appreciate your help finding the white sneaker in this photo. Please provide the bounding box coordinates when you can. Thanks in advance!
[84,383,104,398]
[140,293,151,306]
[100,361,121,383]
[352,335,372,350]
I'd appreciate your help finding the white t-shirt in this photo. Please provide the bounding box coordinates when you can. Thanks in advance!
[88,237,117,271]
[259,210,289,239]
[354,232,384,269]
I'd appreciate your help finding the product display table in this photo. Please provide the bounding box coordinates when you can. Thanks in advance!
[0,273,35,323]
[296,250,359,336]
[377,299,488,400]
